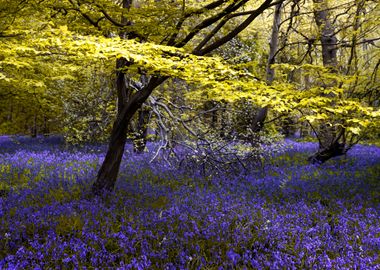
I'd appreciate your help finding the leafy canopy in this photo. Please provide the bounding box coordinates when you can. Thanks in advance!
[0,0,379,137]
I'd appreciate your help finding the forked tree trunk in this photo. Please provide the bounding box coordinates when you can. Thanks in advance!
[92,77,165,195]
[92,0,138,194]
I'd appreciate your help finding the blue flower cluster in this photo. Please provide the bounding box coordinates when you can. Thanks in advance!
[0,136,379,269]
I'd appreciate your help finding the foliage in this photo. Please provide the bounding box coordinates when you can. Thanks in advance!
[1,0,379,141]
[61,64,116,144]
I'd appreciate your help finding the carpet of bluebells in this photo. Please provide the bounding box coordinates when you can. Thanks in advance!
[0,136,379,269]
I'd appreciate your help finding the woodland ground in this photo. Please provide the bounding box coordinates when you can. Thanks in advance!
[0,136,379,269]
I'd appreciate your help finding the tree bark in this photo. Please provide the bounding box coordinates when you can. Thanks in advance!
[251,106,269,133]
[308,140,345,164]
[266,2,282,84]
[313,0,338,68]
[308,0,343,163]
[31,113,37,138]
[251,2,282,133]
[132,106,152,153]
[92,0,138,195]
[92,76,166,195]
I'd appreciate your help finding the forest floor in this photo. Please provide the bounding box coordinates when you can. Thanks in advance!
[0,136,379,269]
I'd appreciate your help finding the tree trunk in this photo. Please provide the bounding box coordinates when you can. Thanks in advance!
[42,115,49,136]
[7,99,12,121]
[251,106,268,133]
[132,106,152,153]
[308,0,342,163]
[251,2,282,133]
[92,120,128,194]
[92,0,137,195]
[31,113,37,138]
[266,2,282,84]
[308,140,345,164]
[313,0,338,68]
[92,77,166,195]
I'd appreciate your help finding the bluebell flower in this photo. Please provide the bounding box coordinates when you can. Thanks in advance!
[227,249,241,266]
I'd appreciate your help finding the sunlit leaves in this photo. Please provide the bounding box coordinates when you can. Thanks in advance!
[0,0,379,138]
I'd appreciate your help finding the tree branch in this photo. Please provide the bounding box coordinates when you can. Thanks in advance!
[195,0,277,55]
[174,0,250,48]
[166,0,234,46]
